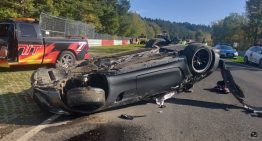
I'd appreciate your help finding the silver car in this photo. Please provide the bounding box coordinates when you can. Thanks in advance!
[244,46,262,68]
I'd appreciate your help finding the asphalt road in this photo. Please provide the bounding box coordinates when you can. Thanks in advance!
[1,62,262,141]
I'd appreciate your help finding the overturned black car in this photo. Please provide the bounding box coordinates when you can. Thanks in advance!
[31,43,262,115]
[31,43,220,115]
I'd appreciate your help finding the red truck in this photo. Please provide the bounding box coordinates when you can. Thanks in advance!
[0,18,89,68]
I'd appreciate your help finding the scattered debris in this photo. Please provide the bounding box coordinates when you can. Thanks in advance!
[119,114,146,120]
[251,131,258,138]
[157,111,163,113]
[155,91,176,107]
[159,105,166,108]
[212,80,230,94]
[119,114,134,120]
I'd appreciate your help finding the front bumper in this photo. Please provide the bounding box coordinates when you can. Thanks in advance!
[220,52,238,58]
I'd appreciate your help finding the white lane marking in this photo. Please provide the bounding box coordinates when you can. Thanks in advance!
[16,114,60,141]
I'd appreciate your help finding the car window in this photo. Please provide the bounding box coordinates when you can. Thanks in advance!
[220,45,233,50]
[256,47,262,53]
[19,23,37,38]
[250,47,256,52]
[0,24,10,37]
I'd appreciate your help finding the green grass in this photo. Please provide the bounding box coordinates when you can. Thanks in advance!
[227,56,244,64]
[0,71,32,89]
[89,44,144,57]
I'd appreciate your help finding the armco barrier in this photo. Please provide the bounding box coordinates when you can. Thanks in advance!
[102,40,114,46]
[88,39,130,47]
[88,39,102,46]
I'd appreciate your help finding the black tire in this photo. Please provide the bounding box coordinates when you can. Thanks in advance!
[183,43,212,74]
[244,56,249,64]
[66,87,105,110]
[208,49,220,72]
[57,51,76,68]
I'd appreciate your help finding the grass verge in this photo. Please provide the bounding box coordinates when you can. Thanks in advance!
[227,56,244,64]
[89,44,144,57]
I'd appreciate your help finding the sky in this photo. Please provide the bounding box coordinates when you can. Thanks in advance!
[130,0,246,25]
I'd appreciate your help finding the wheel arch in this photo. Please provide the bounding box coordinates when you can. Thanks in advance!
[56,49,78,62]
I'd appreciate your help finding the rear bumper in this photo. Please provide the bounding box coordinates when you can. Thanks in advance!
[220,53,238,58]
[32,88,70,114]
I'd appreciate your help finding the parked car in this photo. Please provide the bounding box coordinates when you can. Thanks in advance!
[244,46,262,68]
[0,18,89,68]
[215,45,238,58]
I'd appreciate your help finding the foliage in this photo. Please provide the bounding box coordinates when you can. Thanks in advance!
[0,0,212,40]
[89,44,144,56]
[227,56,244,64]
[246,0,262,44]
[212,13,249,50]
[144,18,212,42]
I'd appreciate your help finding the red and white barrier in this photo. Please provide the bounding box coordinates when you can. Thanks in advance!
[88,39,130,47]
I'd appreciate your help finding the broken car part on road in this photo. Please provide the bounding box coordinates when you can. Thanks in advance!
[30,42,261,116]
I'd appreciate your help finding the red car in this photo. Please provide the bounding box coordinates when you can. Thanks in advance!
[0,18,89,68]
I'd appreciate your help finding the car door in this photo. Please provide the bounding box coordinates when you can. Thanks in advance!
[17,23,44,64]
[253,47,262,64]
[249,47,257,63]
[136,67,183,96]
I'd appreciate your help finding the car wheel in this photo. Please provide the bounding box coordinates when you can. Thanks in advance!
[57,51,76,68]
[66,87,105,110]
[207,49,220,72]
[183,44,212,74]
[244,56,249,64]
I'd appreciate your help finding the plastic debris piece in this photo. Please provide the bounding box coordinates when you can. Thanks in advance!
[251,131,258,138]
[158,111,163,113]
[119,114,134,120]
[159,105,166,108]
[119,114,146,120]
[155,91,176,107]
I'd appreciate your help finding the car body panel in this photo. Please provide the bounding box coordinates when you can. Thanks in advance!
[245,46,262,64]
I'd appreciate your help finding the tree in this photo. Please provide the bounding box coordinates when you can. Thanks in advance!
[128,13,146,37]
[246,0,262,44]
[212,13,248,49]
[0,0,34,19]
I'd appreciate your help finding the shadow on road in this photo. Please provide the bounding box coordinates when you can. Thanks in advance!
[166,98,243,111]
[0,89,52,126]
[225,62,262,71]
